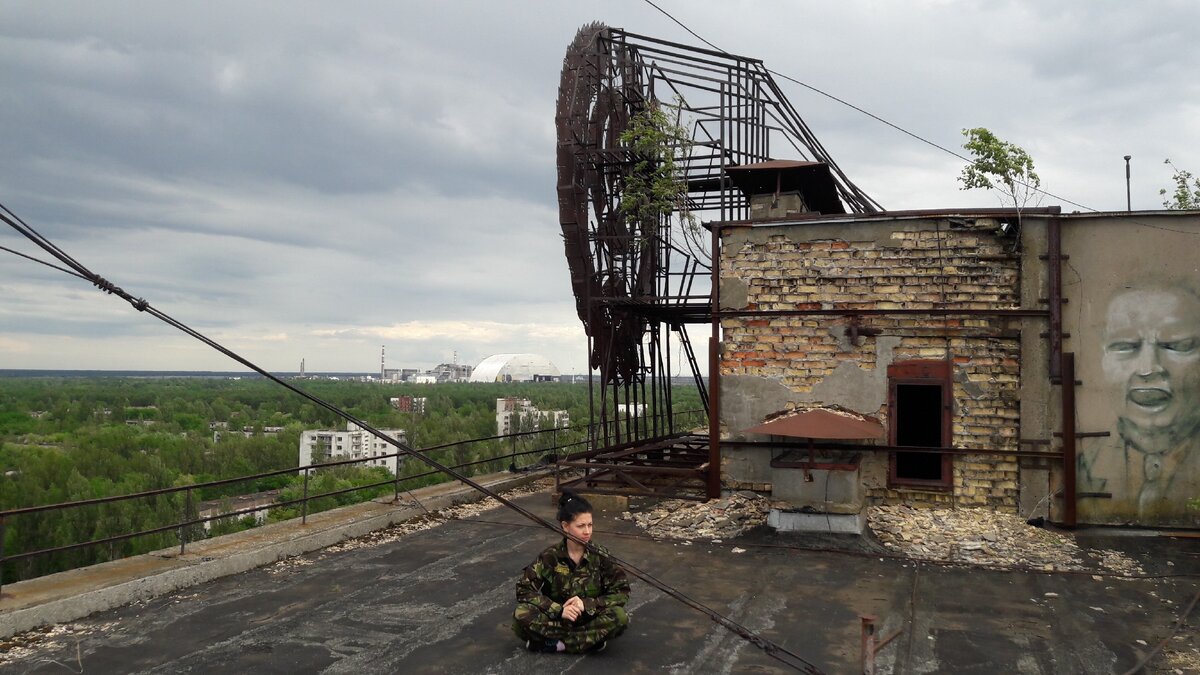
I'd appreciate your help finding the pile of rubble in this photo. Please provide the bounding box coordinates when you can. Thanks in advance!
[0,621,117,666]
[1162,640,1200,674]
[622,491,770,541]
[620,494,1148,576]
[867,504,1145,575]
[1089,547,1145,576]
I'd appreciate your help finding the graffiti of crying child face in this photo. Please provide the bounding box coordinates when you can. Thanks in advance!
[1103,286,1200,452]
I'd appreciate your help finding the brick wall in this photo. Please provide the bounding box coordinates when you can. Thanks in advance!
[721,219,1023,510]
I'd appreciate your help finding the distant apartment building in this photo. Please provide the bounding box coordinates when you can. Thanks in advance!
[496,397,570,436]
[212,424,285,443]
[616,403,647,418]
[389,396,428,413]
[299,422,406,475]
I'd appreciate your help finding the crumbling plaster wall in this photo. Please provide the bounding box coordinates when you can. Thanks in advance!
[1017,219,1053,520]
[719,217,1026,510]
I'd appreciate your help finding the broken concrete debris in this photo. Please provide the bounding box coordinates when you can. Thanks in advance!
[867,504,1145,575]
[621,491,770,541]
[623,496,1145,577]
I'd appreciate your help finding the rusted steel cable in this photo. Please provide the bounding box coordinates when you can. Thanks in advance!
[1119,589,1200,675]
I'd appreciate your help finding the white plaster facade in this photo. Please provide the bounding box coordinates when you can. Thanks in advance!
[495,397,570,436]
[299,422,405,475]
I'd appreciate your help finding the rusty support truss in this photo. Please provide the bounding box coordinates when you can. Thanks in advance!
[555,22,880,499]
[558,434,711,500]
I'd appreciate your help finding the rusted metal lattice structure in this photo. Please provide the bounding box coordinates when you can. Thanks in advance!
[555,23,879,498]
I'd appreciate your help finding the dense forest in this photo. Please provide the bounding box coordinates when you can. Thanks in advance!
[0,376,703,583]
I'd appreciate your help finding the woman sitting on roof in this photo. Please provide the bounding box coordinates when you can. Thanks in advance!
[512,489,630,653]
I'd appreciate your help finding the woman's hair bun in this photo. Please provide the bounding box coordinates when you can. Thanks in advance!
[556,488,592,523]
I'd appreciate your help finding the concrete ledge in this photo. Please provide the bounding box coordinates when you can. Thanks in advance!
[0,470,547,639]
[768,508,865,534]
[577,492,628,513]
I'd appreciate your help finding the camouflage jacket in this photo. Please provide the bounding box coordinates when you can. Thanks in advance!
[516,539,630,618]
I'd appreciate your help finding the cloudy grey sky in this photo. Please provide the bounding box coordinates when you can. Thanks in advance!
[2,1,1198,373]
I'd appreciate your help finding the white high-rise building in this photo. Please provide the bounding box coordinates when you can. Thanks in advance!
[496,397,570,436]
[299,422,406,475]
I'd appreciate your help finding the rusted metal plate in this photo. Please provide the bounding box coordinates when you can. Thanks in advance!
[744,408,885,440]
[724,160,846,215]
[770,449,862,472]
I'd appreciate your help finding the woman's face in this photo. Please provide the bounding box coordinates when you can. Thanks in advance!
[562,511,593,545]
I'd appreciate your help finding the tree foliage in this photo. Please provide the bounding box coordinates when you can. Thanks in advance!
[1159,158,1200,210]
[616,98,711,265]
[0,376,703,583]
[958,127,1041,211]
[619,100,692,229]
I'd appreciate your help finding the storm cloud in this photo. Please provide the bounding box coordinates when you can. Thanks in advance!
[2,1,1198,372]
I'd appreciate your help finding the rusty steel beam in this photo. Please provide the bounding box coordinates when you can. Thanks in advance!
[771,457,861,472]
[555,483,708,501]
[557,461,705,477]
[861,614,903,675]
[594,447,710,461]
[717,307,1049,318]
[563,431,699,462]
[1061,352,1078,528]
[724,440,1062,460]
[1048,216,1064,381]
[591,450,706,464]
[708,222,722,499]
[559,467,707,486]
[634,456,710,465]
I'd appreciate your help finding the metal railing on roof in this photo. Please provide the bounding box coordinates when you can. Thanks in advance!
[0,409,705,593]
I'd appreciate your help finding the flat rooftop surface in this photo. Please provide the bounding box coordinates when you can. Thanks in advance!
[2,489,1198,674]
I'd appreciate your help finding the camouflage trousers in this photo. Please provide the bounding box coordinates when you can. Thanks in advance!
[512,602,629,653]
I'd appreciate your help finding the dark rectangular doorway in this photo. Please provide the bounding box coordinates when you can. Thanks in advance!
[894,383,944,481]
[888,360,953,489]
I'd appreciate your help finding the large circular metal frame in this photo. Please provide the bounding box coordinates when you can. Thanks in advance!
[556,23,654,388]
[556,23,882,454]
